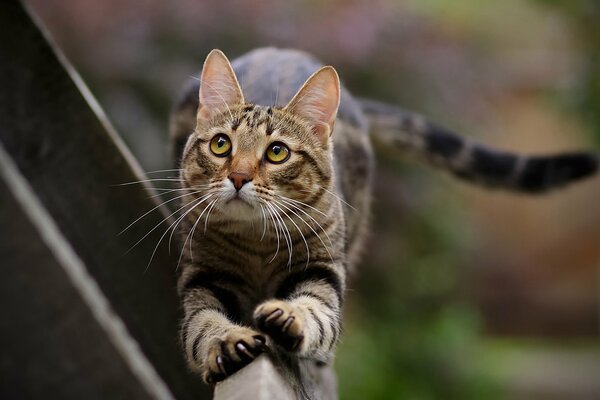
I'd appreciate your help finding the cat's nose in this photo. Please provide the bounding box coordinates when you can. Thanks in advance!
[228,172,252,191]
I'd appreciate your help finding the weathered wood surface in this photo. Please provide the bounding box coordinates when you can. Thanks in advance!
[0,1,209,399]
[214,355,296,400]
[0,145,166,399]
[214,355,337,400]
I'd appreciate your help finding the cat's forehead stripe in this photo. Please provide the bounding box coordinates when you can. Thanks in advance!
[238,106,274,131]
[231,118,242,131]
[265,122,273,135]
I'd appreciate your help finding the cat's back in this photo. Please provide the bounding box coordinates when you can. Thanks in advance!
[231,48,367,130]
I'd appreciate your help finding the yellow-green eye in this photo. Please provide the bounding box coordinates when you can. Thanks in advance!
[210,134,232,157]
[265,142,290,164]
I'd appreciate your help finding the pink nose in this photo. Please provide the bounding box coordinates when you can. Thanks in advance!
[228,172,251,191]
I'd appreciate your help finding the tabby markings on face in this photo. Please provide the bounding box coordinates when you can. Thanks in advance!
[181,103,333,225]
[177,49,347,385]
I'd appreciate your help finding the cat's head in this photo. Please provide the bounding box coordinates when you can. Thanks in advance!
[179,49,340,224]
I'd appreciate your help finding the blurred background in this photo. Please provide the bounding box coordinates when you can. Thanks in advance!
[27,0,600,398]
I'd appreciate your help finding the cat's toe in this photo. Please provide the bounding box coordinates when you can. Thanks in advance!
[203,328,266,384]
[253,300,304,352]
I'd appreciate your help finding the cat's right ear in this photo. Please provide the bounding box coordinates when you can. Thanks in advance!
[198,49,244,121]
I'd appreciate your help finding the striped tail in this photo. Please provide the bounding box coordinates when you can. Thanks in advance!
[359,98,599,193]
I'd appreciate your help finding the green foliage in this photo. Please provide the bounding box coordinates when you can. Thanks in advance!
[336,159,500,399]
[337,308,499,400]
[533,0,600,144]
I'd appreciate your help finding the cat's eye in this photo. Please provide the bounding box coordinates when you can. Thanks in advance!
[209,134,232,157]
[265,142,290,164]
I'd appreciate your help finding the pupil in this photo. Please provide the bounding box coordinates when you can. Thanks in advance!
[218,138,225,147]
[273,146,280,154]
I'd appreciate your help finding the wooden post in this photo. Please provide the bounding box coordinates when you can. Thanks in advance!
[214,355,296,400]
[214,355,337,400]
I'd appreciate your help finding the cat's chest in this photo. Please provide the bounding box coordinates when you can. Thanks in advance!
[200,235,289,292]
[236,253,280,291]
[213,252,294,322]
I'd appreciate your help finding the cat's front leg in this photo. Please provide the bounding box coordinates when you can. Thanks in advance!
[253,263,345,363]
[189,310,267,383]
[180,270,266,383]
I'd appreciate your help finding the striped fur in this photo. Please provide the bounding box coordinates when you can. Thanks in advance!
[359,98,598,193]
[170,48,598,390]
[173,49,363,391]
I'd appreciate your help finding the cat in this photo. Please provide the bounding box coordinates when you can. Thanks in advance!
[170,48,598,392]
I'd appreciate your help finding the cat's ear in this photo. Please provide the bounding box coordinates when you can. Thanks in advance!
[284,66,340,143]
[198,49,244,120]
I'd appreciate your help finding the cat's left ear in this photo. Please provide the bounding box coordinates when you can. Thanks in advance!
[284,66,340,144]
[198,49,245,120]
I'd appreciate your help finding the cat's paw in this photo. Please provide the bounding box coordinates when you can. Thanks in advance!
[253,300,304,352]
[203,327,266,384]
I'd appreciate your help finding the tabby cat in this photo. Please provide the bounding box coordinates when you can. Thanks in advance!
[171,48,598,391]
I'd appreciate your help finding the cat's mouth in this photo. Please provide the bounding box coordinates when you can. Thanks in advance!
[224,188,251,202]
[226,195,250,206]
[214,181,262,221]
[216,192,262,223]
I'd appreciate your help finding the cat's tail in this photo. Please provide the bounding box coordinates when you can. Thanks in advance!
[359,98,599,193]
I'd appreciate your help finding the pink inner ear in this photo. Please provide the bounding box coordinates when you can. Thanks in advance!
[198,50,244,119]
[285,67,340,137]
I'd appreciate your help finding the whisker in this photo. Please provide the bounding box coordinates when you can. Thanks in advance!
[271,201,310,268]
[272,68,281,107]
[302,187,356,211]
[264,203,281,263]
[151,183,214,192]
[259,204,267,241]
[149,184,215,198]
[275,196,334,249]
[265,202,293,268]
[148,189,183,199]
[167,193,215,254]
[144,168,183,175]
[116,178,182,186]
[143,193,215,272]
[203,196,220,233]
[274,205,293,268]
[323,188,356,210]
[126,193,210,255]
[275,194,328,218]
[274,199,334,263]
[119,190,203,236]
[189,198,219,260]
[182,197,218,267]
